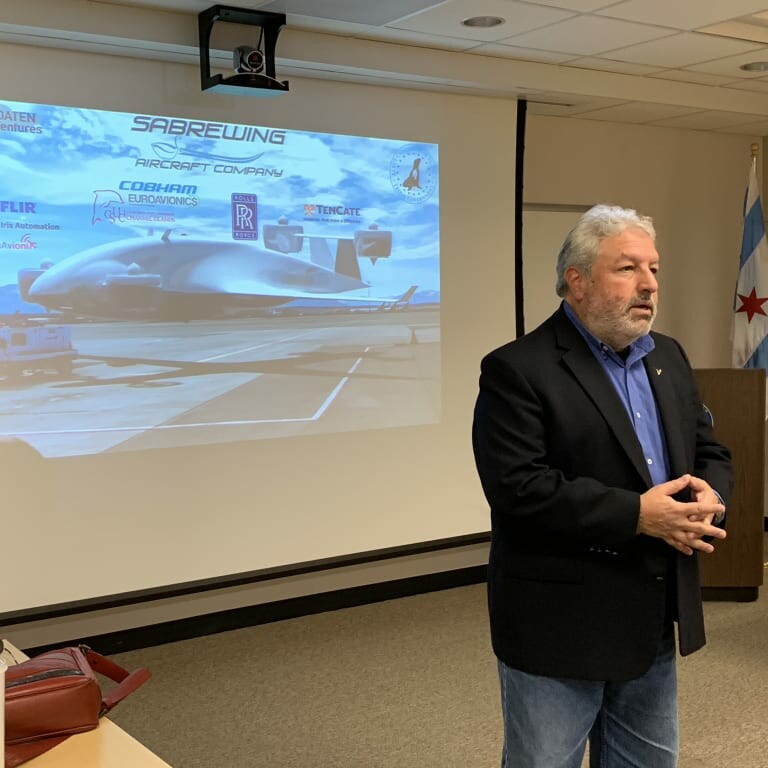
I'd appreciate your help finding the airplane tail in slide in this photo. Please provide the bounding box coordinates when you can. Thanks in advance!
[379,285,418,311]
[333,238,361,280]
[399,285,417,303]
[301,234,362,281]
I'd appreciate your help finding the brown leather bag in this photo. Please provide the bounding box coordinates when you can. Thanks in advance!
[4,645,151,767]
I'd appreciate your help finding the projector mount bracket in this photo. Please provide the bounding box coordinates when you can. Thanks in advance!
[198,5,289,96]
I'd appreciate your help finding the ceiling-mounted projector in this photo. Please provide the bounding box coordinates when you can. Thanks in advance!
[234,45,265,74]
[199,5,289,97]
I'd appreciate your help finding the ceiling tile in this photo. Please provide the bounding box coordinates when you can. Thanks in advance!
[699,21,768,45]
[567,56,664,75]
[596,0,768,31]
[259,0,444,26]
[386,0,574,42]
[512,0,618,10]
[263,14,376,37]
[686,46,768,77]
[596,32,764,68]
[577,101,701,122]
[555,95,630,112]
[715,120,768,135]
[470,42,575,62]
[526,93,625,116]
[355,26,480,50]
[501,15,674,56]
[721,77,768,92]
[650,69,737,86]
[527,101,583,116]
[650,110,768,130]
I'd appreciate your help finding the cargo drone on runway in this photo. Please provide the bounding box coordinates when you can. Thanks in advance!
[19,222,418,320]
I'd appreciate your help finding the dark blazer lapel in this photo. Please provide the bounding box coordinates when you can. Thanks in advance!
[552,308,653,487]
[644,344,687,476]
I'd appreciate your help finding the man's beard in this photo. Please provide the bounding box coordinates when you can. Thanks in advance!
[584,294,657,351]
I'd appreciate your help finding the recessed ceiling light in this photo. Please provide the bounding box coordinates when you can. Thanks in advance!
[462,16,505,28]
[740,61,768,71]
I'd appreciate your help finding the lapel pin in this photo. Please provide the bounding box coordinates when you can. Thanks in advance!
[655,368,662,376]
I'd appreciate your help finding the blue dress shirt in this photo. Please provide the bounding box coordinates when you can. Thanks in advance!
[563,302,671,486]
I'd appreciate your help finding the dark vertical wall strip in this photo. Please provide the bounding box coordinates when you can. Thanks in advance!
[515,99,527,338]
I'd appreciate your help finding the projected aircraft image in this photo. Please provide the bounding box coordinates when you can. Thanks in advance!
[0,100,440,458]
[21,223,412,320]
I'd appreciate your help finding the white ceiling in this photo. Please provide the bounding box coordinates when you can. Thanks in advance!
[10,0,768,134]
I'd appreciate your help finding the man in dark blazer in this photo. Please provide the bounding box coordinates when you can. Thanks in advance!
[472,204,732,768]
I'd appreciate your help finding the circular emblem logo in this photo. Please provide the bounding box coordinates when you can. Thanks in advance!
[389,143,438,204]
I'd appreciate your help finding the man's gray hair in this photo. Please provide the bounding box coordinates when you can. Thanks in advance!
[555,204,656,297]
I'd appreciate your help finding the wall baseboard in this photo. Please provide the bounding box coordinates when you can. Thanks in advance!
[702,586,759,602]
[25,565,488,656]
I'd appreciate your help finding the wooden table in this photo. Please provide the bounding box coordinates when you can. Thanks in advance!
[3,641,172,768]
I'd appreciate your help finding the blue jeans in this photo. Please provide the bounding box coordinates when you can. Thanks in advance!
[497,631,678,768]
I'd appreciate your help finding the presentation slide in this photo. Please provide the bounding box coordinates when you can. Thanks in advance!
[0,100,440,458]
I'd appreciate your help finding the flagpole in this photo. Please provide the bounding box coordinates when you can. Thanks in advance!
[754,143,768,419]
[752,141,768,419]
[733,142,768,416]
[752,141,760,179]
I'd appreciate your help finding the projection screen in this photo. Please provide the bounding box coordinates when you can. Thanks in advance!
[0,63,517,619]
[0,100,440,458]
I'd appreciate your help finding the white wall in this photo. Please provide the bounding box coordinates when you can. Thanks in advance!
[523,114,757,368]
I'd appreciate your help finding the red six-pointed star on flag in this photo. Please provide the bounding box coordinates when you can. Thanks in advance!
[736,287,768,323]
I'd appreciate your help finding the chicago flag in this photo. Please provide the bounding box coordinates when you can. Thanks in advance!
[732,158,768,374]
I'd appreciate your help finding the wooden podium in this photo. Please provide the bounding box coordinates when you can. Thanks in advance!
[693,369,766,601]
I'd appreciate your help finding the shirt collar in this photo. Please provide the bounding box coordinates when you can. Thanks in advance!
[562,300,655,366]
